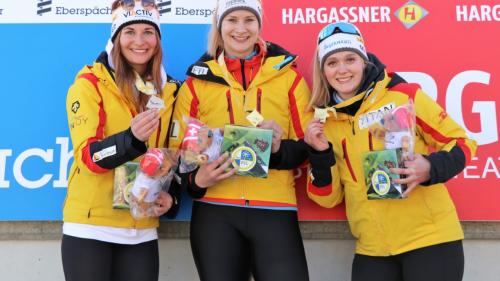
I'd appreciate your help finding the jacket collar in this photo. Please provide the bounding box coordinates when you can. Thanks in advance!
[185,41,298,89]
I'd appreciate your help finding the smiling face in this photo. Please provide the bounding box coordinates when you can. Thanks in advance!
[323,51,366,100]
[220,9,260,58]
[119,23,158,75]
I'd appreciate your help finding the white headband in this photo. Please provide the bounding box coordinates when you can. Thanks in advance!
[216,0,262,28]
[111,2,161,41]
[318,33,368,68]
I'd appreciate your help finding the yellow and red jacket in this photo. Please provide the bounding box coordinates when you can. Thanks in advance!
[307,54,477,256]
[170,42,312,208]
[64,52,179,228]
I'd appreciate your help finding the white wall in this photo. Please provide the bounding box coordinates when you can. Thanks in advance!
[0,239,499,281]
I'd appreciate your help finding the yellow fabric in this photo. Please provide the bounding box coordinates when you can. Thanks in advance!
[63,62,177,229]
[170,48,312,206]
[307,71,477,256]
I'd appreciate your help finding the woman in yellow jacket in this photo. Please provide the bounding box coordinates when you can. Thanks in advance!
[62,1,180,280]
[169,0,311,280]
[304,22,477,281]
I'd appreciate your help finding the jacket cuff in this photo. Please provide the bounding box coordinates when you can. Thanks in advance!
[307,142,335,187]
[269,145,283,169]
[421,146,466,186]
[187,169,207,199]
[163,180,181,219]
[420,154,435,186]
[307,142,335,170]
[126,127,147,156]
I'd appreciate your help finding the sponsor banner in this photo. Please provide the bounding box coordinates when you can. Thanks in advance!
[0,0,499,221]
[0,0,216,24]
[0,23,208,220]
[262,0,500,220]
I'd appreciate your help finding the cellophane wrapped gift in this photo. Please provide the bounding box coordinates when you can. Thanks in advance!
[368,101,416,160]
[129,148,178,219]
[179,117,223,173]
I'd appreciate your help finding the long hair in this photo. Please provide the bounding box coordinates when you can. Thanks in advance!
[308,48,371,110]
[111,30,163,113]
[110,0,163,112]
[308,48,331,110]
[207,0,266,58]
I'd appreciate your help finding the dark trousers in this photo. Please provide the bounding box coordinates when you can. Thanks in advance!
[61,234,159,281]
[190,201,310,281]
[352,240,464,281]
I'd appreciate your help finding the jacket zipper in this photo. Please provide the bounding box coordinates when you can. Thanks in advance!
[257,88,262,113]
[368,131,373,151]
[155,118,161,147]
[226,90,235,124]
[342,138,358,182]
[241,59,247,90]
[349,117,356,135]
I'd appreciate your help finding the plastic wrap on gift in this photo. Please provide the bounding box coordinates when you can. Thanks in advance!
[368,101,416,161]
[113,162,139,209]
[129,148,178,219]
[179,117,223,173]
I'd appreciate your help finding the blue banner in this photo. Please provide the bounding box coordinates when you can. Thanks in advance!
[0,23,210,220]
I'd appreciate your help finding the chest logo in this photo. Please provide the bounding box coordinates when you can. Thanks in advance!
[358,103,395,130]
[191,66,209,76]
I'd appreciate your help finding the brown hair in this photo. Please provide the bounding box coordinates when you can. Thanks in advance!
[110,0,163,113]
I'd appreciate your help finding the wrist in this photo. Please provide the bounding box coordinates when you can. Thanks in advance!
[193,170,208,189]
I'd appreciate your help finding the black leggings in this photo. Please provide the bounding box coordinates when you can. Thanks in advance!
[352,240,464,281]
[190,201,309,281]
[61,235,159,281]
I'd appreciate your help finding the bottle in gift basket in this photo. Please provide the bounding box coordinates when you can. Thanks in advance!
[129,148,177,219]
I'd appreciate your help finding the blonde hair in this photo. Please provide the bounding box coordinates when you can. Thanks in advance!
[207,0,265,58]
[308,48,331,110]
[308,48,371,110]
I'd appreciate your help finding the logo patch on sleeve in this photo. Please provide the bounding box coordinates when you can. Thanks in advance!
[92,145,117,162]
[71,101,80,113]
